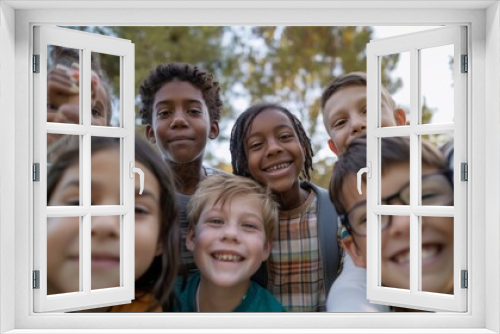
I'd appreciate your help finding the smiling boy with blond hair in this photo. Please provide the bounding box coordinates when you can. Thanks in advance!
[174,174,284,312]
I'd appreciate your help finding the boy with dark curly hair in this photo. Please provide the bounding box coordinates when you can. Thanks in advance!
[139,63,224,274]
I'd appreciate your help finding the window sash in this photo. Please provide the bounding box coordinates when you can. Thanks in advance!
[33,25,136,313]
[366,25,468,312]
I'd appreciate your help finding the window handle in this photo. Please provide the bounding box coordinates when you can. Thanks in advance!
[129,162,145,195]
[357,162,371,195]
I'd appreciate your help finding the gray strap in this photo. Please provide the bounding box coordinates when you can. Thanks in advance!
[302,182,340,295]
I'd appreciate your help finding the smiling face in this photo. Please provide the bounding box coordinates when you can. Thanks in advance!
[322,85,405,155]
[341,162,454,294]
[186,194,270,289]
[146,80,219,164]
[244,108,305,197]
[47,148,162,294]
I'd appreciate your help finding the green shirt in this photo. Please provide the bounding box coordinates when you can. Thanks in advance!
[174,272,285,312]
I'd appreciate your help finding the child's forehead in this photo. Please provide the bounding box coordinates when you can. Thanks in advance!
[248,108,295,131]
[156,79,204,100]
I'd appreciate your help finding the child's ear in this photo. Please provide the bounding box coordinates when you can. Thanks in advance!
[154,242,162,256]
[328,139,339,155]
[341,235,367,268]
[208,120,220,140]
[261,240,271,262]
[394,108,407,126]
[186,228,195,252]
[146,125,156,144]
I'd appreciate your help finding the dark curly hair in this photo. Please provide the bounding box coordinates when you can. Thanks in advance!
[230,102,314,182]
[139,63,223,125]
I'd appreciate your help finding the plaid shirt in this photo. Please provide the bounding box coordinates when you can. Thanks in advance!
[267,191,326,312]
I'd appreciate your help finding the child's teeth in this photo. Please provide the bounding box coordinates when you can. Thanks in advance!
[267,163,290,171]
[215,254,242,262]
[422,245,439,260]
[395,250,410,264]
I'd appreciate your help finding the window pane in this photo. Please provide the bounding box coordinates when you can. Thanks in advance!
[47,216,81,295]
[91,215,121,290]
[47,134,80,205]
[90,52,120,127]
[380,52,410,126]
[420,216,454,294]
[47,45,81,125]
[380,215,410,291]
[380,136,410,205]
[420,44,454,125]
[91,137,121,206]
[421,134,454,206]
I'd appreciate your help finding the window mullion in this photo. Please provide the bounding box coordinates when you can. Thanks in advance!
[410,47,420,295]
[81,48,92,295]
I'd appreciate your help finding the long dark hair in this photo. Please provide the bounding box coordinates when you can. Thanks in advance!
[47,137,180,311]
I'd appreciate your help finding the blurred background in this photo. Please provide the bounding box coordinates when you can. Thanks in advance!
[64,26,453,188]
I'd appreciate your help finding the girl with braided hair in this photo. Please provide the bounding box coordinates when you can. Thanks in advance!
[230,102,341,312]
[139,63,224,275]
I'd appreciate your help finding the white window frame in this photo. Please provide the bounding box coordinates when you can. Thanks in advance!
[33,26,136,312]
[365,26,467,312]
[0,1,499,333]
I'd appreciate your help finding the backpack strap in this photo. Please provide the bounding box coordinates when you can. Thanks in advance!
[301,181,340,295]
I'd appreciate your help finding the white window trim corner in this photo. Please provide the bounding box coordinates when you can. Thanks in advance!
[0,1,499,333]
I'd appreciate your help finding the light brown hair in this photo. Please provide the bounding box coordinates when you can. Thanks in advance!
[321,71,397,113]
[187,174,278,243]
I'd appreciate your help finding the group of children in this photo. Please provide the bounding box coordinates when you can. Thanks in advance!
[46,59,455,312]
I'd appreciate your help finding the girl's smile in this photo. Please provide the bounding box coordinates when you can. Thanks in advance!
[244,108,305,208]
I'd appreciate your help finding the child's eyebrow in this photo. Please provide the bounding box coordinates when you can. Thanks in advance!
[134,188,158,201]
[246,124,294,138]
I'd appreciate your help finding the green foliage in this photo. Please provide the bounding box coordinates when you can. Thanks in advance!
[239,27,401,185]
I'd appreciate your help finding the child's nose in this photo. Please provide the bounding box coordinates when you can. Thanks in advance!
[221,223,239,242]
[170,110,189,128]
[91,216,120,239]
[388,215,411,237]
[350,113,367,134]
[265,138,283,157]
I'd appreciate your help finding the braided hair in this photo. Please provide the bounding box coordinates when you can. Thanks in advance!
[230,102,314,182]
[139,63,222,125]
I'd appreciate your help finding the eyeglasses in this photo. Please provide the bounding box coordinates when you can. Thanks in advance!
[339,171,453,237]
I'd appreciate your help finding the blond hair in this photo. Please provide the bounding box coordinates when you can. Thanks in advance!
[187,174,278,243]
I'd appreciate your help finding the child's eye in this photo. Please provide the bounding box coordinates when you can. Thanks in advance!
[242,222,259,230]
[157,110,171,118]
[422,192,440,204]
[279,133,294,140]
[65,197,80,206]
[248,141,263,150]
[47,102,59,112]
[207,218,224,225]
[333,119,346,128]
[187,108,202,115]
[92,108,103,118]
[135,206,149,215]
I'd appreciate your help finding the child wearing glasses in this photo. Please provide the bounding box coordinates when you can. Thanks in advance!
[329,136,454,297]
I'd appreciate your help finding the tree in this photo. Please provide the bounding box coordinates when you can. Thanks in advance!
[238,27,401,187]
